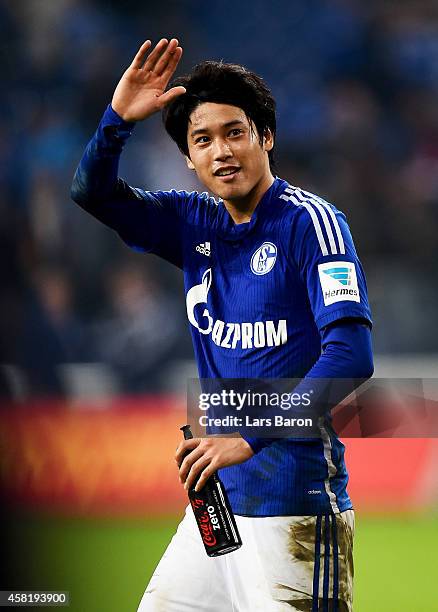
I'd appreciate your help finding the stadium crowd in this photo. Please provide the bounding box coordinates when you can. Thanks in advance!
[1,0,438,396]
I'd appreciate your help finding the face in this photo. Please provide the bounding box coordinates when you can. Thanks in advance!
[185,102,274,203]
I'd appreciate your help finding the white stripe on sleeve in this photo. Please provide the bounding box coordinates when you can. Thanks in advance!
[280,192,329,256]
[301,188,346,255]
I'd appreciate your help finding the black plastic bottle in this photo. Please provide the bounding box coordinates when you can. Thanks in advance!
[180,425,242,557]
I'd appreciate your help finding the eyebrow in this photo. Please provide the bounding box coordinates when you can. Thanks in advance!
[190,120,245,138]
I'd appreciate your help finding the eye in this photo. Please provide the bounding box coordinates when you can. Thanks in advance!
[229,128,243,137]
[194,135,210,145]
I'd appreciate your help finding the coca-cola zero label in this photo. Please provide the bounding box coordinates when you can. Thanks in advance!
[190,497,219,547]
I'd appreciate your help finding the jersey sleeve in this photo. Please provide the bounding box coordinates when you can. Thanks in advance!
[71,105,215,269]
[291,199,372,331]
[100,185,193,268]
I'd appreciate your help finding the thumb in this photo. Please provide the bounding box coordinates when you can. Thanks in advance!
[157,86,186,109]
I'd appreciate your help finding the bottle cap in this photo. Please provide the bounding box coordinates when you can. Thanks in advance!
[180,424,193,440]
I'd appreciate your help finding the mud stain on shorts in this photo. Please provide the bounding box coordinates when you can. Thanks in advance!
[284,512,354,611]
[288,517,316,562]
[275,588,350,611]
[334,512,354,608]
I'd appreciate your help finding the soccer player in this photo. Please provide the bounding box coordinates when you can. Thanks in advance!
[71,38,373,611]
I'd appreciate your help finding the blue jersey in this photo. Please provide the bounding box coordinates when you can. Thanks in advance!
[72,106,372,515]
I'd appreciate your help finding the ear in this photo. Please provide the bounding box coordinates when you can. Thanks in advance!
[185,155,195,170]
[263,128,274,152]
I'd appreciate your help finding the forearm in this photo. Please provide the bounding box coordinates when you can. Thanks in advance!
[244,320,374,453]
[72,36,185,207]
[71,105,135,206]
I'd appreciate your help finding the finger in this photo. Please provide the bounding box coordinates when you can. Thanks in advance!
[179,447,205,482]
[159,46,184,82]
[194,463,215,492]
[130,40,152,69]
[156,86,186,109]
[154,38,179,76]
[142,38,169,71]
[185,456,211,491]
[175,441,197,467]
[175,438,200,466]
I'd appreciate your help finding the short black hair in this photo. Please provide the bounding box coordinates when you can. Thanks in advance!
[162,61,276,170]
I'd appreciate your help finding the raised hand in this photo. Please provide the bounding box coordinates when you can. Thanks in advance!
[111,38,186,122]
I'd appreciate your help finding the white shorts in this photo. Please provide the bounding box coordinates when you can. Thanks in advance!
[137,506,354,612]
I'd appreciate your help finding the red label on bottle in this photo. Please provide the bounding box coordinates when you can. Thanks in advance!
[191,497,204,510]
[190,498,217,547]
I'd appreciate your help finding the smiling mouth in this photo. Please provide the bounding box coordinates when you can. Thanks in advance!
[214,167,241,178]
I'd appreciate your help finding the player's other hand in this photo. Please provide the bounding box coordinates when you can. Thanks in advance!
[175,437,254,493]
[111,38,186,122]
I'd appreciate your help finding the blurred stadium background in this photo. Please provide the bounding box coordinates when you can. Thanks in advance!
[1,0,438,610]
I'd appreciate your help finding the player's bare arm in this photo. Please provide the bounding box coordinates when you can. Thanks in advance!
[111,38,186,122]
[175,437,254,492]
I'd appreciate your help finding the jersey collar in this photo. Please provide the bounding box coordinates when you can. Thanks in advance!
[216,177,288,242]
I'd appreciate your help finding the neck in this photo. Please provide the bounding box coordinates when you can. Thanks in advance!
[223,173,275,224]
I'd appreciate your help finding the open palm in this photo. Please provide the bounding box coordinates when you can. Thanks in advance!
[112,38,186,122]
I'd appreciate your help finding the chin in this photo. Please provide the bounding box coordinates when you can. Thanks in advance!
[214,183,251,201]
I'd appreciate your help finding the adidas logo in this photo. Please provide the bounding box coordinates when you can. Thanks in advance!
[322,267,351,286]
[195,242,211,256]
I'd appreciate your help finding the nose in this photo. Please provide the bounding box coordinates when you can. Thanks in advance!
[212,138,232,161]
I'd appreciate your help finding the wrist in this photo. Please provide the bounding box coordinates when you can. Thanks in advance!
[103,104,136,129]
[109,103,137,125]
[241,436,265,454]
